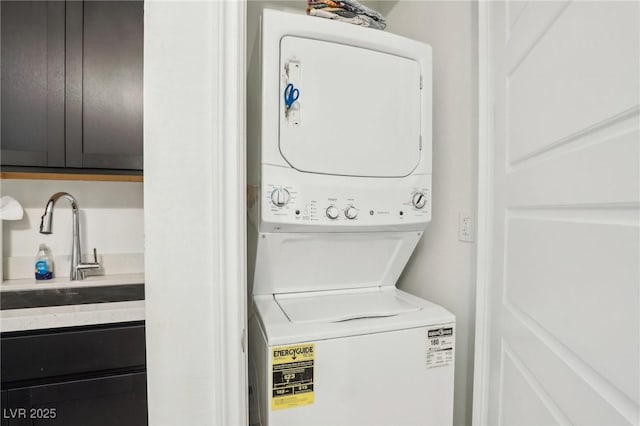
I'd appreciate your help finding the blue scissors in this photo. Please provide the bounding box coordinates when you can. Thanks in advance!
[284,83,300,110]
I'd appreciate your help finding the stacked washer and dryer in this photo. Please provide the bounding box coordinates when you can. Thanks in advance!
[247,10,455,426]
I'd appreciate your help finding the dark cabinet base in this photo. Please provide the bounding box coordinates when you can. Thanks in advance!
[1,322,147,426]
[5,372,147,426]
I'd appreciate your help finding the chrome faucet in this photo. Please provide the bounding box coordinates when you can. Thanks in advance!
[39,192,100,280]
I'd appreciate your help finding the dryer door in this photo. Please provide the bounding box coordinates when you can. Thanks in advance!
[279,36,422,177]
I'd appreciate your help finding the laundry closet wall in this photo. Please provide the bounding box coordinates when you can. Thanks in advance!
[385,2,478,426]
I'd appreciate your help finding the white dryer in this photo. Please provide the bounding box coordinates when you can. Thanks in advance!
[248,10,455,426]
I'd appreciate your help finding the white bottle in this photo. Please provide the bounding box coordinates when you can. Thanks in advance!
[35,244,54,280]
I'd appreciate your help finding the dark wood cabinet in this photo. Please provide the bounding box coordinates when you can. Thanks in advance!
[2,389,8,426]
[6,373,147,426]
[0,1,65,168]
[1,322,147,426]
[0,1,143,173]
[66,1,144,170]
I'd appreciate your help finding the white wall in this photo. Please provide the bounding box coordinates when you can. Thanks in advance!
[144,2,223,423]
[1,179,144,279]
[385,2,478,426]
[144,1,247,424]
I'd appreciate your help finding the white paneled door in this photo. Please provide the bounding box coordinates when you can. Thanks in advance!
[474,1,640,425]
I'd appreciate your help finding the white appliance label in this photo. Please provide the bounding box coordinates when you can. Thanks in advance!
[426,327,454,368]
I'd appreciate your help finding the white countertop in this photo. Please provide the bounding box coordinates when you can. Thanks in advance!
[0,300,145,333]
[1,273,145,332]
[1,272,144,292]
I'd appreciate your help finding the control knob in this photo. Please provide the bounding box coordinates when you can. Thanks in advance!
[326,205,339,220]
[271,188,290,207]
[345,206,357,219]
[412,192,427,209]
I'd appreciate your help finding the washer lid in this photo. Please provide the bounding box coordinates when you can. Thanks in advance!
[275,288,421,324]
[279,36,422,177]
[254,288,455,346]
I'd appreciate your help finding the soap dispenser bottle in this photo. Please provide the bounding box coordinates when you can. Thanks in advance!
[35,244,54,280]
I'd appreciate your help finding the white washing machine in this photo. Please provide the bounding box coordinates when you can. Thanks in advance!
[247,10,455,426]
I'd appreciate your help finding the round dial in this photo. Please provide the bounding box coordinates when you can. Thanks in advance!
[344,206,357,219]
[270,188,290,207]
[412,192,427,209]
[326,205,339,220]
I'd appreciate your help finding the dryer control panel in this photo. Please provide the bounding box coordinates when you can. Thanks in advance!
[260,165,431,232]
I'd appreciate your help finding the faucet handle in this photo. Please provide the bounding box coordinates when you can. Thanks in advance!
[77,248,100,268]
[76,248,101,279]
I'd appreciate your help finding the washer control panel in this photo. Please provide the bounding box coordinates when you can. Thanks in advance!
[262,167,431,229]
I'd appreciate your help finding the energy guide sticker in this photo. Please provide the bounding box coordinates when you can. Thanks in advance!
[271,343,315,410]
[426,327,454,368]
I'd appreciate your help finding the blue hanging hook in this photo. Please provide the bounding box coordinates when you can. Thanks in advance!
[284,83,300,110]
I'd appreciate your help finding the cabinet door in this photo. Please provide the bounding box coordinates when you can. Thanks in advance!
[0,1,65,167]
[2,390,8,426]
[66,1,143,171]
[7,372,147,426]
[1,322,146,384]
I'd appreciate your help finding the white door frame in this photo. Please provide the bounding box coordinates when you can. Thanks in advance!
[216,1,247,424]
[472,1,492,424]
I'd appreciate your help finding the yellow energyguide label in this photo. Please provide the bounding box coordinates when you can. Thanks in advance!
[271,343,315,410]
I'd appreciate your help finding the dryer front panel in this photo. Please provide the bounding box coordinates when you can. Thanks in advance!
[279,36,422,178]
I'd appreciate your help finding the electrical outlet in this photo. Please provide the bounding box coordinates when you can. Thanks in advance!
[458,211,473,242]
